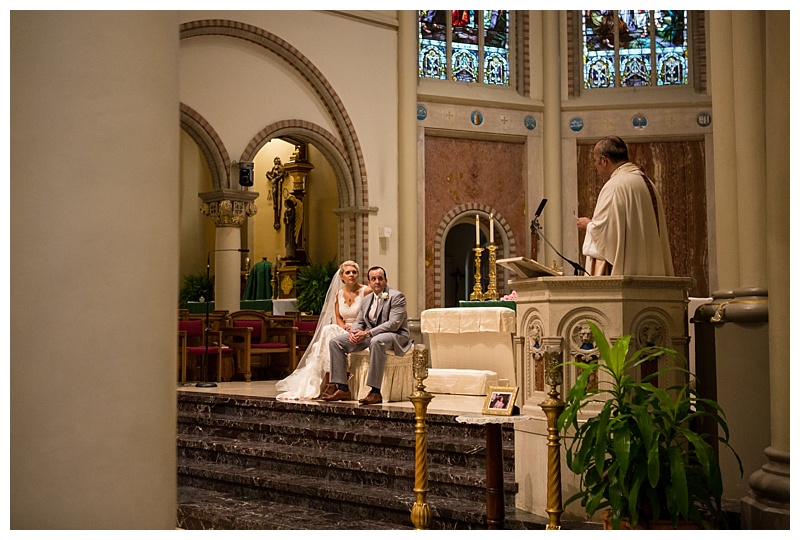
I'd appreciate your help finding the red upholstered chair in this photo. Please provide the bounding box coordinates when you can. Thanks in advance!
[295,318,319,358]
[222,311,297,381]
[178,319,234,383]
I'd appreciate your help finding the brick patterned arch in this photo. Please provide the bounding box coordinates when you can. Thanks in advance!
[180,19,370,264]
[179,103,230,190]
[432,204,518,308]
[239,120,364,263]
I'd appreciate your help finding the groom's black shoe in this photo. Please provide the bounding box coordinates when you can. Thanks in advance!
[359,391,383,405]
[322,389,352,402]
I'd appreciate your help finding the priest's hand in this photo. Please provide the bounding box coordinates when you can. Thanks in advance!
[577,217,591,232]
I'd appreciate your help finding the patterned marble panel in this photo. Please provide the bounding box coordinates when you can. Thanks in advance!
[577,140,709,296]
[424,136,527,308]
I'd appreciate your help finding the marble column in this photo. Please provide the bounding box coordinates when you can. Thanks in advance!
[200,189,258,313]
[740,10,790,529]
[398,10,420,318]
[11,11,178,528]
[541,10,562,266]
[731,11,767,289]
[707,10,789,528]
[708,10,739,290]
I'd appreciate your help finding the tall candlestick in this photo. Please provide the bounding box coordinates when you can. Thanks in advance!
[475,214,480,246]
[490,213,494,243]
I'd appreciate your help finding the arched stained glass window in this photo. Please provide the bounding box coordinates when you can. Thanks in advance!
[582,9,688,89]
[419,9,511,87]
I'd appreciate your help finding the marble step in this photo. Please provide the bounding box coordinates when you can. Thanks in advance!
[177,485,413,530]
[178,431,517,503]
[178,409,515,472]
[178,457,536,530]
[177,391,516,442]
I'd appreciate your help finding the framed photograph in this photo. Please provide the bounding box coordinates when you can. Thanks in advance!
[482,386,519,416]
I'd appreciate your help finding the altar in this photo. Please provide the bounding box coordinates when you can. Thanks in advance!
[421,307,517,395]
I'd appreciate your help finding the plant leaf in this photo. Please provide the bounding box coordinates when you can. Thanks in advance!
[668,444,689,519]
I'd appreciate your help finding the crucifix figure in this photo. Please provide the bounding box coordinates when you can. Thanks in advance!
[266,156,285,230]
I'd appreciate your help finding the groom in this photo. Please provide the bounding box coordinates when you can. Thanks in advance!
[324,266,412,405]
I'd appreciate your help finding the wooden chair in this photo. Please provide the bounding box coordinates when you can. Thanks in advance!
[222,310,297,381]
[295,317,319,359]
[178,319,234,384]
[188,309,230,332]
[266,315,296,328]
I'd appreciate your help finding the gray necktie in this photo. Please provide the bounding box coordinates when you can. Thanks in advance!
[370,297,381,323]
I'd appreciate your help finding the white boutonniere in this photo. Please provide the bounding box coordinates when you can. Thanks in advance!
[380,292,389,300]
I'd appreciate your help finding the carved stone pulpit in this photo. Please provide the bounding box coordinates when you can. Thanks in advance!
[508,275,692,520]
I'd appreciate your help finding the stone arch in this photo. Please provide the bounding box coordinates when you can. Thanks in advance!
[179,103,230,190]
[179,19,370,265]
[240,120,362,263]
[431,203,518,308]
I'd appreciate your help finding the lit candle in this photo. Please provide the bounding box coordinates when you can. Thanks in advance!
[490,213,494,243]
[475,214,480,246]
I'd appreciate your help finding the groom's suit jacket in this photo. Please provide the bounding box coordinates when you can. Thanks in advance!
[351,286,412,356]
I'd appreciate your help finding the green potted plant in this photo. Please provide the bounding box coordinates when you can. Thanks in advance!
[294,258,338,314]
[558,321,742,529]
[179,272,213,307]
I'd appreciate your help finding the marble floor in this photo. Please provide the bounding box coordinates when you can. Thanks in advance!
[177,380,487,416]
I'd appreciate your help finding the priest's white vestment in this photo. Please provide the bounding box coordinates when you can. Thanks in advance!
[583,162,674,276]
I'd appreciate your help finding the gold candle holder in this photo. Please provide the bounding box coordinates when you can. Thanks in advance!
[485,243,498,301]
[469,246,485,301]
[539,337,565,530]
[409,344,433,529]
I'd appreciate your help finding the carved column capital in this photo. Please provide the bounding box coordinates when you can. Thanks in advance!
[199,188,258,227]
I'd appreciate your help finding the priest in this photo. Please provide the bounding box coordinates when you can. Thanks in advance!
[576,136,674,277]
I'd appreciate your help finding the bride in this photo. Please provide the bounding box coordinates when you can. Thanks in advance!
[275,260,367,400]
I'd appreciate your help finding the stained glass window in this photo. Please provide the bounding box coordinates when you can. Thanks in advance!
[418,10,510,86]
[582,10,688,89]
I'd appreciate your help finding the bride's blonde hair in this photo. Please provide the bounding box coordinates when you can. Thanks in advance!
[339,260,360,276]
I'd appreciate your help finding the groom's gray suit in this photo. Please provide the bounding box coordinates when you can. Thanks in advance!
[329,286,412,390]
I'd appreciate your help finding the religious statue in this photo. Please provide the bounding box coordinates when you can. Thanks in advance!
[283,194,303,260]
[266,156,285,230]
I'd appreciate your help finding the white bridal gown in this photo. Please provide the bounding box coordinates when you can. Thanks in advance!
[275,288,365,400]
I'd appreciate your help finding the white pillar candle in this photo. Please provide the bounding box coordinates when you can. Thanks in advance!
[490,213,494,243]
[475,214,480,246]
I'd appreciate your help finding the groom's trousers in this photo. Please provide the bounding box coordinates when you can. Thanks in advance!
[329,333,395,390]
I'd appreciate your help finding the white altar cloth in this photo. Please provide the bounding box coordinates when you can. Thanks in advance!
[426,368,497,396]
[421,307,517,388]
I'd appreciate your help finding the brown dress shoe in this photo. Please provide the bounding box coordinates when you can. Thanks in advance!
[315,384,337,400]
[359,391,383,405]
[321,389,352,402]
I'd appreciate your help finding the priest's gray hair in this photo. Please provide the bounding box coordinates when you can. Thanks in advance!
[596,136,629,163]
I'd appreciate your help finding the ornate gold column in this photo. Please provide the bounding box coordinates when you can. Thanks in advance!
[409,344,434,529]
[539,337,564,530]
[200,188,258,313]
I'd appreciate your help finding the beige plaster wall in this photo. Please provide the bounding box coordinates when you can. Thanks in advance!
[178,10,400,278]
[11,11,179,528]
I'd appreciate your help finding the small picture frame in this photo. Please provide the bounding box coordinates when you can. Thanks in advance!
[482,386,519,416]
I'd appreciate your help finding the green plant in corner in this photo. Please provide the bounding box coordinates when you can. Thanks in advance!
[294,258,338,314]
[557,321,742,529]
[179,272,214,306]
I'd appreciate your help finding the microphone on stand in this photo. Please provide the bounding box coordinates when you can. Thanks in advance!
[197,248,251,388]
[534,198,548,220]
[530,199,589,276]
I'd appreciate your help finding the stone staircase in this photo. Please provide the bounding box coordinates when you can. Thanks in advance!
[176,390,553,530]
